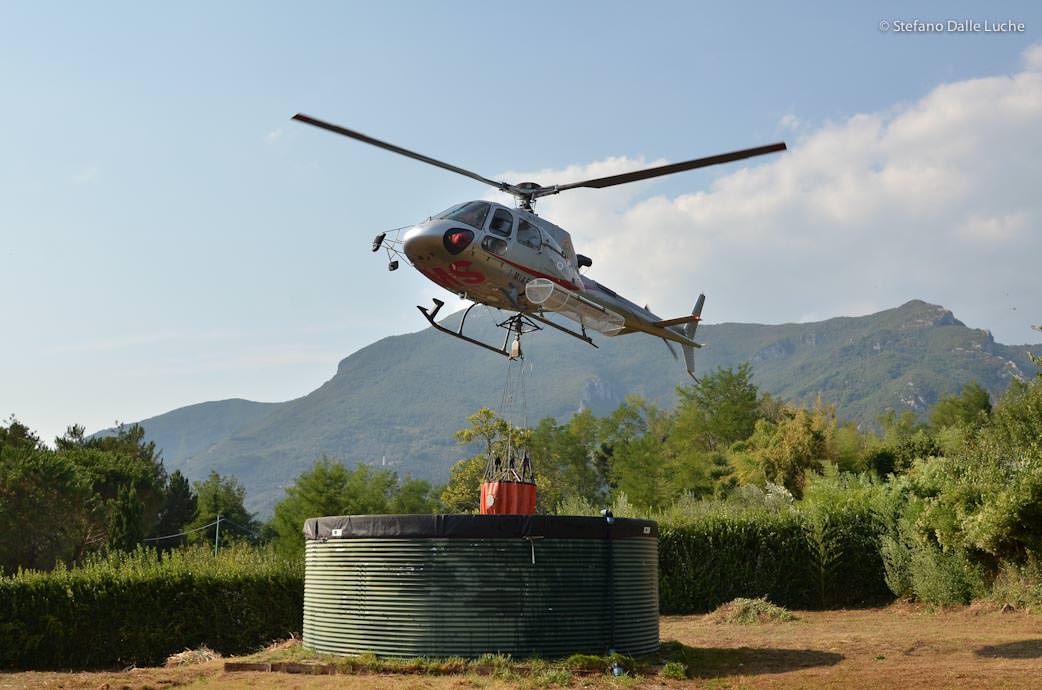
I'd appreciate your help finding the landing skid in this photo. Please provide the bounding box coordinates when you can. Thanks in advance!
[417,298,598,358]
[527,311,598,349]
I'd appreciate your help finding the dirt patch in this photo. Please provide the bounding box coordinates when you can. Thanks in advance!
[1,605,1040,689]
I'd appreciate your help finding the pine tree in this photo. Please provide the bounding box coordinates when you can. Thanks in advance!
[154,470,198,547]
[107,484,144,552]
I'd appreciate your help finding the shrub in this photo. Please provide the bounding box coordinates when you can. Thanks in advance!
[655,486,889,613]
[659,660,687,679]
[0,544,302,669]
[658,507,817,612]
[989,558,1042,611]
[907,542,985,605]
[802,472,893,607]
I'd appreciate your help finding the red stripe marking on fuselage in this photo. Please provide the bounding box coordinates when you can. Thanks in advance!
[418,266,463,291]
[491,253,577,291]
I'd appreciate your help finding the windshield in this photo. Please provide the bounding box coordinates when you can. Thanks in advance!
[435,201,491,229]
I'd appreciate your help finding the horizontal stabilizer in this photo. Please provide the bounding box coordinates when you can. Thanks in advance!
[653,314,702,329]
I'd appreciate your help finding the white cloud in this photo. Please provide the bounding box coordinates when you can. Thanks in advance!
[1025,43,1042,71]
[494,48,1042,344]
[957,212,1028,244]
[778,113,801,131]
[265,128,284,143]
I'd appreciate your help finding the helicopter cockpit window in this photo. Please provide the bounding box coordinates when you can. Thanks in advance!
[516,219,541,250]
[489,208,514,238]
[540,231,567,258]
[433,202,466,218]
[541,223,574,261]
[437,201,491,230]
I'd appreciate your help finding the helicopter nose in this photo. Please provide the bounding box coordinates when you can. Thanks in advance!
[403,222,476,260]
[402,223,444,259]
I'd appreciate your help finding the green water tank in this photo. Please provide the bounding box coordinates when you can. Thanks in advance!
[302,514,658,658]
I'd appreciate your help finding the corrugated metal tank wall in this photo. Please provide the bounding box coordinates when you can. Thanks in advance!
[302,515,658,658]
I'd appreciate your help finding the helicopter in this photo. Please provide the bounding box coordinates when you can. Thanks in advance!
[293,113,786,378]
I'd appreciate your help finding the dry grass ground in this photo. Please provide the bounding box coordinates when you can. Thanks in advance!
[2,604,1040,690]
[661,602,1042,689]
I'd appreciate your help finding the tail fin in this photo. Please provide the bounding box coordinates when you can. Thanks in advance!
[681,294,705,379]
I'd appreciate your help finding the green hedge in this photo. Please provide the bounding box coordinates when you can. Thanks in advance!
[0,545,302,669]
[658,502,890,613]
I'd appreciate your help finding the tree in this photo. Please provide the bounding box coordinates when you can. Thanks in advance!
[527,415,604,513]
[603,396,676,509]
[930,382,992,431]
[58,446,160,551]
[731,407,827,498]
[187,472,258,547]
[987,376,1042,454]
[453,408,529,466]
[0,416,43,451]
[656,365,765,501]
[766,409,827,497]
[389,477,439,513]
[1,418,187,568]
[440,455,486,513]
[0,439,93,573]
[269,457,421,557]
[154,470,198,547]
[57,422,168,546]
[674,363,761,452]
[441,408,530,513]
[877,409,926,445]
[106,484,144,552]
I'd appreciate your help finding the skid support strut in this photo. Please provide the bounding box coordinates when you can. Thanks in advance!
[417,298,600,357]
[418,299,542,359]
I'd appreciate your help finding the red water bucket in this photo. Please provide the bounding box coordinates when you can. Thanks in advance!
[480,481,537,515]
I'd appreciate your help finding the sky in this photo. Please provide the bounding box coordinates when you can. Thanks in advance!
[2,1,1041,445]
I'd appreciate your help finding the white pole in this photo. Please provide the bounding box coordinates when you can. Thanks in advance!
[214,512,221,556]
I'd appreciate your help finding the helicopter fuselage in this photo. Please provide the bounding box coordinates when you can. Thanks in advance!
[400,200,689,345]
[403,201,577,308]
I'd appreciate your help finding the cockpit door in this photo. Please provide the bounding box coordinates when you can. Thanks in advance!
[515,218,542,252]
[488,207,515,238]
[480,207,516,256]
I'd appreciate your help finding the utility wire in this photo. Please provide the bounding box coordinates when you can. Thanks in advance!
[142,520,218,542]
[142,515,259,543]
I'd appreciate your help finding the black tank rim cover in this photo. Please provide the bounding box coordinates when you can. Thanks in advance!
[303,513,657,541]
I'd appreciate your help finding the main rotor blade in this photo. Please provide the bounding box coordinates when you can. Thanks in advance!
[292,113,512,193]
[551,142,787,193]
